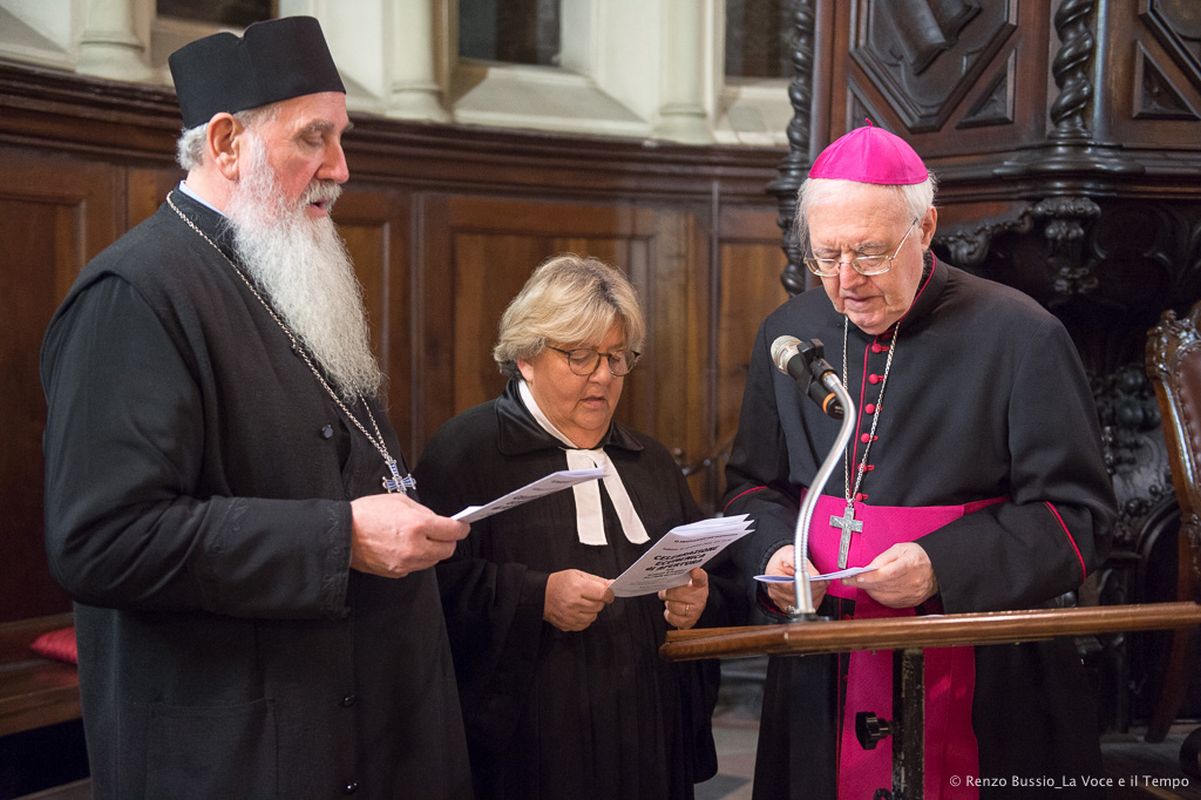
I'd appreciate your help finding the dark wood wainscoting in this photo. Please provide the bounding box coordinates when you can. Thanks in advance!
[0,62,788,623]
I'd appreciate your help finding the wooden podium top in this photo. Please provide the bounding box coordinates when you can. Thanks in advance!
[661,601,1201,662]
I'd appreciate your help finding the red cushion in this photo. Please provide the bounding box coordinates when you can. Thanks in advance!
[30,626,78,665]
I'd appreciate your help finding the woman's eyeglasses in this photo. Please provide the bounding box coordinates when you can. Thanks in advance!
[548,347,641,376]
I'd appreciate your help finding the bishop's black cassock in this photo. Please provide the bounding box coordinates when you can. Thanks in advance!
[725,257,1115,799]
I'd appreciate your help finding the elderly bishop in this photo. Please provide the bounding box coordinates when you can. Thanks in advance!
[725,122,1116,799]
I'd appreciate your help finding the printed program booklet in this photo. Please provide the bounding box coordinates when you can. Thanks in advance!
[608,515,754,598]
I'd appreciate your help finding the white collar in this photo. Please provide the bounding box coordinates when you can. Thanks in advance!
[176,181,224,216]
[518,379,649,546]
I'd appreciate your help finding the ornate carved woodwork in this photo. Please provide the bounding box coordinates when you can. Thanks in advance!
[853,0,1012,133]
[1141,302,1201,740]
[1147,302,1201,595]
[767,0,816,296]
[1094,365,1174,550]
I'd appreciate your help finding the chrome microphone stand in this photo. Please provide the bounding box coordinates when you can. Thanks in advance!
[790,374,856,618]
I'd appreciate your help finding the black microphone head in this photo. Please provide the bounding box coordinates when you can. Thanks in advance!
[770,335,802,375]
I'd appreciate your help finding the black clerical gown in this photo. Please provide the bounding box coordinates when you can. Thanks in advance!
[41,192,471,800]
[416,382,734,800]
[725,258,1116,799]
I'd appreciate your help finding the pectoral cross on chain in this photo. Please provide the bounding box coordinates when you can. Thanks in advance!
[830,504,864,569]
[381,458,417,494]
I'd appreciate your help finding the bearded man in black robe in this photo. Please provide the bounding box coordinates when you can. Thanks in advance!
[40,17,471,800]
[724,123,1116,799]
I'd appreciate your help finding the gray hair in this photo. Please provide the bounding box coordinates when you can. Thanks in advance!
[795,172,939,250]
[175,104,280,171]
[493,254,646,379]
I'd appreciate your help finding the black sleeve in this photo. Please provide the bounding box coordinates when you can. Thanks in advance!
[416,424,548,737]
[723,321,803,618]
[919,316,1116,612]
[41,275,351,619]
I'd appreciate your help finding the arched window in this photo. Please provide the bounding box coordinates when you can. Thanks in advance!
[724,0,796,79]
[155,0,272,29]
[459,0,562,67]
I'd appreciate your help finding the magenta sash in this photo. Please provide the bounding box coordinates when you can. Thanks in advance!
[805,492,1003,800]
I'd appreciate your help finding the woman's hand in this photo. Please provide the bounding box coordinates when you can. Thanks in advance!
[543,569,615,632]
[659,568,709,629]
[763,545,828,614]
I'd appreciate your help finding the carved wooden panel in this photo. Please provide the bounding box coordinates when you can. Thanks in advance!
[330,185,414,455]
[1141,0,1201,94]
[819,0,1054,166]
[850,0,1017,132]
[127,166,182,229]
[1100,1,1201,145]
[0,146,121,623]
[715,206,791,507]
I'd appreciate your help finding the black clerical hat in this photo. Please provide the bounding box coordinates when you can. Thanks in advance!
[169,16,346,129]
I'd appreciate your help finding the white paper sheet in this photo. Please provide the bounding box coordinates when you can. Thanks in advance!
[607,515,755,598]
[451,467,606,523]
[753,565,877,583]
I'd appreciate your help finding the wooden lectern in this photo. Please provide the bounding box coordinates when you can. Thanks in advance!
[662,602,1201,800]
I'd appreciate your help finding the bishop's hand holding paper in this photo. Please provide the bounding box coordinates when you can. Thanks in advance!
[762,540,935,612]
[848,540,938,608]
[760,544,828,612]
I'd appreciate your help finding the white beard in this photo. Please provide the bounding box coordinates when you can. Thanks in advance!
[223,135,383,402]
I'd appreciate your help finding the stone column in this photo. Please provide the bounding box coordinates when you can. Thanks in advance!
[77,0,155,83]
[654,0,714,143]
[386,0,449,121]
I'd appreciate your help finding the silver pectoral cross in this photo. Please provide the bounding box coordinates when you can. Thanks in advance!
[830,503,864,569]
[381,459,417,494]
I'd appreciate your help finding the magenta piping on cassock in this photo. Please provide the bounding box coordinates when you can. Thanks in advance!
[1043,500,1088,579]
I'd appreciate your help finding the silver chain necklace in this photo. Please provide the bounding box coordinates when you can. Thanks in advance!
[827,316,900,568]
[165,191,415,495]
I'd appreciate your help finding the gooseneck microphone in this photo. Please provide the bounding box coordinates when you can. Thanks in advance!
[770,336,844,419]
[764,336,858,619]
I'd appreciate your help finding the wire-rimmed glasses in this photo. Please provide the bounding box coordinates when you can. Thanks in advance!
[804,217,919,278]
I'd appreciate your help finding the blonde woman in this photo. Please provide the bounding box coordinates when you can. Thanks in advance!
[417,254,741,800]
